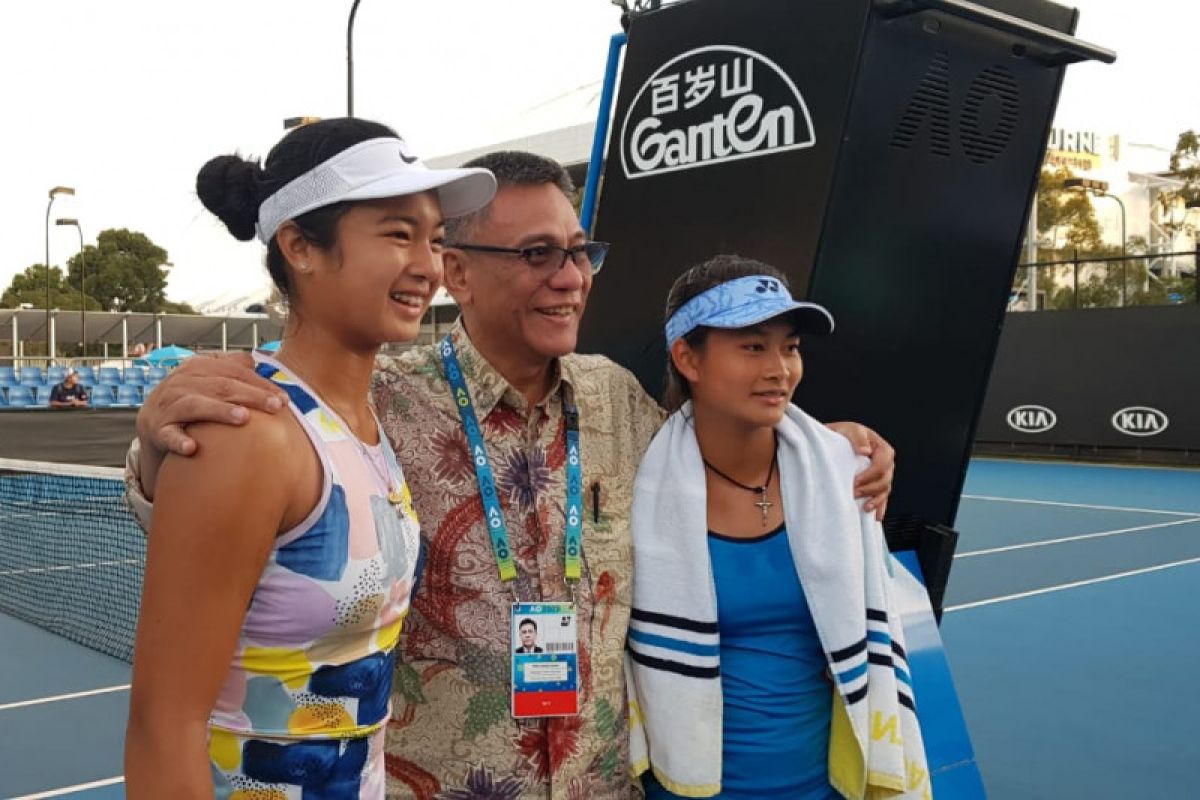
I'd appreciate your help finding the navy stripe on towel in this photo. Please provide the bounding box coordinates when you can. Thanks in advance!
[628,646,720,679]
[868,653,894,668]
[631,608,719,635]
[891,641,908,662]
[867,608,888,623]
[898,692,916,713]
[845,684,869,705]
[829,637,867,663]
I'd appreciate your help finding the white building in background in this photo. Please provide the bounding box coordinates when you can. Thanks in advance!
[1043,127,1197,261]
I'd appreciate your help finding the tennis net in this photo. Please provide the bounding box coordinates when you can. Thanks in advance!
[0,458,145,662]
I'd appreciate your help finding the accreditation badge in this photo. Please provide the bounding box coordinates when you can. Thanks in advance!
[510,602,579,718]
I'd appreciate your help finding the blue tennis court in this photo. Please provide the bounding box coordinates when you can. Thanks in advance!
[1,457,1197,799]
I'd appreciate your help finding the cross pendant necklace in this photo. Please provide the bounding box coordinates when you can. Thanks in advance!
[702,433,778,526]
[753,492,773,524]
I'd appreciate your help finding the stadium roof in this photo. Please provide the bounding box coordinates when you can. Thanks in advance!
[426,82,601,170]
[0,308,283,351]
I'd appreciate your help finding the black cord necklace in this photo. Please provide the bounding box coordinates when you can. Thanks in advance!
[702,433,778,525]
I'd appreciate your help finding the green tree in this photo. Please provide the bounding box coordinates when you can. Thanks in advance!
[1,264,102,310]
[63,228,194,313]
[1019,166,1122,308]
[1032,166,1105,258]
[1156,129,1200,236]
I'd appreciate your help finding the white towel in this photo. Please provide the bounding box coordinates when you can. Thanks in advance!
[626,403,931,799]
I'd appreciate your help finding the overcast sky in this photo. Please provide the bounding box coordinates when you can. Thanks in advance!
[3,0,1195,307]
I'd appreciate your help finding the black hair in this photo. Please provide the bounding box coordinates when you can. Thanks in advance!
[195,117,399,298]
[519,618,537,631]
[662,254,792,412]
[444,151,575,244]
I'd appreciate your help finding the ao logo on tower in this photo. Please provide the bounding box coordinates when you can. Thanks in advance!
[620,45,816,179]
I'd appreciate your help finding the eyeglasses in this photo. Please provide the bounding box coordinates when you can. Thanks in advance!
[449,241,610,274]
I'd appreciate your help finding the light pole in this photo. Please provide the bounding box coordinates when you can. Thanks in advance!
[1064,178,1127,305]
[44,186,75,362]
[56,218,85,359]
[347,0,363,117]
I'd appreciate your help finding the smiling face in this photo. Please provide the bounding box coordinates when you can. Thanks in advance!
[446,183,592,370]
[671,317,804,430]
[285,191,444,350]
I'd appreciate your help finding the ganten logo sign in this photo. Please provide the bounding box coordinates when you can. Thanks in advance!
[1006,405,1056,434]
[620,45,816,179]
[1111,406,1169,437]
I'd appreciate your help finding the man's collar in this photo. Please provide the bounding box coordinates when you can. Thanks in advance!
[445,319,575,418]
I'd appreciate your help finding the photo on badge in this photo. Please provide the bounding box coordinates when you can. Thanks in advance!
[511,601,579,718]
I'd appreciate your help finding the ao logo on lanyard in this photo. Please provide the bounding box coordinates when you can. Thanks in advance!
[440,336,583,718]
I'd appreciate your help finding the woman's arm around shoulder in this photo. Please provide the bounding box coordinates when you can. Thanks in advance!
[124,410,318,799]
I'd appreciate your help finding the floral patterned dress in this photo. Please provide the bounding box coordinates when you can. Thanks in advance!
[207,356,422,799]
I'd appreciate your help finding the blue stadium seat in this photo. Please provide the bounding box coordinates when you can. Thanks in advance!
[46,366,67,384]
[0,388,8,408]
[115,384,143,406]
[6,386,34,407]
[91,386,115,407]
[35,385,54,406]
[98,367,122,386]
[123,367,146,385]
[146,366,169,382]
[74,365,96,384]
[19,367,44,386]
[0,367,16,386]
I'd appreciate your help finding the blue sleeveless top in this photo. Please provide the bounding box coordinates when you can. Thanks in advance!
[643,525,838,800]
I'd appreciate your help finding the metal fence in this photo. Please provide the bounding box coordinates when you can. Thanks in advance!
[1009,248,1199,311]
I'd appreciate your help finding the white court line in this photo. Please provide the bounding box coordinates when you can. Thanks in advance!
[962,493,1200,517]
[0,684,130,712]
[11,776,124,799]
[956,517,1200,558]
[0,559,141,578]
[944,556,1200,612]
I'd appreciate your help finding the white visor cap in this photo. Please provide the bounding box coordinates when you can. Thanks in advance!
[255,137,497,244]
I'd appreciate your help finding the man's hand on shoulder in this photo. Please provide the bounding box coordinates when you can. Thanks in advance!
[135,352,289,500]
[137,352,289,458]
[825,421,895,521]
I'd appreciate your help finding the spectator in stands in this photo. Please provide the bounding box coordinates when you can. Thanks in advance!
[49,368,89,408]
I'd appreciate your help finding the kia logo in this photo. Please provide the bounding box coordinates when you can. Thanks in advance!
[620,45,816,179]
[1006,405,1057,434]
[1111,406,1169,437]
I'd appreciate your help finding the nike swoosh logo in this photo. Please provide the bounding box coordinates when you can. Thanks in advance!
[399,149,418,164]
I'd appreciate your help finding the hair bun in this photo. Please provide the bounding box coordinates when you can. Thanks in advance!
[196,154,264,242]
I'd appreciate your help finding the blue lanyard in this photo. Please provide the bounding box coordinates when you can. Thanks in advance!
[440,336,583,586]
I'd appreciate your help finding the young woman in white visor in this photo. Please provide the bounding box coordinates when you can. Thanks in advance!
[125,118,495,799]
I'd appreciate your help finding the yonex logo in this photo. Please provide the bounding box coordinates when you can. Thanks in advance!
[1111,406,1168,437]
[1006,405,1056,434]
[756,279,780,294]
[620,45,816,179]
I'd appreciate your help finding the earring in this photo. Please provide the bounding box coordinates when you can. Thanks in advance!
[297,262,310,273]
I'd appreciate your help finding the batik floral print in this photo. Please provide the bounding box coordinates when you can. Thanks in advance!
[372,322,664,800]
